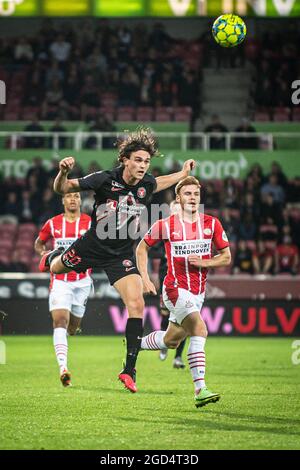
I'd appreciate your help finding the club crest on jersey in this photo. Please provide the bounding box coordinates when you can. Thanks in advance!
[204,228,212,236]
[137,187,146,199]
[80,229,86,235]
[122,259,133,268]
[222,231,228,242]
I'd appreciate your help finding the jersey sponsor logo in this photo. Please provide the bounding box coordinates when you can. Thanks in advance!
[222,231,228,242]
[96,199,117,223]
[54,238,77,249]
[137,187,146,199]
[122,259,133,268]
[171,240,211,257]
[112,180,125,190]
[204,228,212,236]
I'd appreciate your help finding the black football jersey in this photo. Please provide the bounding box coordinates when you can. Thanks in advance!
[78,166,157,256]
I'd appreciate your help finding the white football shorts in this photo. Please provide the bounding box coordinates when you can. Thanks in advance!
[162,285,205,325]
[49,277,93,318]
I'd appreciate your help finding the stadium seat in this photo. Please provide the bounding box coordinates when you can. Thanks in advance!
[136,107,154,121]
[116,107,135,121]
[0,239,14,250]
[273,107,291,122]
[246,240,256,251]
[173,106,192,122]
[0,254,10,265]
[229,209,241,219]
[254,111,271,121]
[155,107,173,122]
[98,108,114,122]
[292,108,300,122]
[15,239,35,250]
[4,110,20,120]
[207,209,219,218]
[18,223,37,233]
[21,107,39,120]
[0,223,18,235]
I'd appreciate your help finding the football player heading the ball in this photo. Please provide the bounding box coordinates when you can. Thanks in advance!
[39,127,195,393]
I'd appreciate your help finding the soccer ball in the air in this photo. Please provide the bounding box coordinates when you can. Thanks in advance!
[212,14,246,48]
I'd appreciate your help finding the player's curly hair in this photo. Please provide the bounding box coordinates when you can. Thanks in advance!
[116,127,159,163]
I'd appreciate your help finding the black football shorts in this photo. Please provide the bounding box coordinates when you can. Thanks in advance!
[61,233,140,285]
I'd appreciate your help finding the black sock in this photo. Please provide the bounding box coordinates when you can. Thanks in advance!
[123,318,143,376]
[47,247,64,266]
[160,314,169,331]
[175,338,186,359]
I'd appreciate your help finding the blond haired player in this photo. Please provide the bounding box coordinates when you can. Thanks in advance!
[136,176,231,407]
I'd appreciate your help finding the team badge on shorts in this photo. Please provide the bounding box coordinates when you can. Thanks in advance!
[122,259,133,268]
[185,300,194,309]
[137,187,146,199]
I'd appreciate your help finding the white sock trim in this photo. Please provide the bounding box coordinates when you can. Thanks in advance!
[141,331,167,350]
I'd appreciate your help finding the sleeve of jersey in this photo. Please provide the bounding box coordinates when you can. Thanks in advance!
[144,220,164,247]
[213,218,230,250]
[38,220,52,243]
[78,171,107,191]
[151,175,158,192]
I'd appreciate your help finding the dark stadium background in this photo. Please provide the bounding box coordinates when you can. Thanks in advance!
[0,3,299,337]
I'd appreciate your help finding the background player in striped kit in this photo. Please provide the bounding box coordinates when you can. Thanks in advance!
[35,192,92,387]
[136,176,231,407]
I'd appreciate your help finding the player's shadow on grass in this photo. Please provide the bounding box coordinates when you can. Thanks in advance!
[118,416,300,437]
[199,410,300,426]
[74,385,172,395]
[215,371,295,378]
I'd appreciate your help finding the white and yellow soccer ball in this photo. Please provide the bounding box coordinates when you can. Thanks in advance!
[212,14,246,48]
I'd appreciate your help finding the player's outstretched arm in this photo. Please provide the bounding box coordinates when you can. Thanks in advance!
[53,157,81,195]
[136,240,157,295]
[154,159,196,193]
[188,247,232,268]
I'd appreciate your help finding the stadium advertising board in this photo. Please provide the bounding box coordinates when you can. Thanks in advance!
[0,150,300,179]
[0,0,299,17]
[1,299,299,336]
[1,277,299,336]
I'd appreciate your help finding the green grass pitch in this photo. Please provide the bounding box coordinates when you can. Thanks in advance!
[0,336,299,450]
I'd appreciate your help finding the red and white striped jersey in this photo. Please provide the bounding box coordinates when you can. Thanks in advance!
[39,213,91,282]
[144,213,229,295]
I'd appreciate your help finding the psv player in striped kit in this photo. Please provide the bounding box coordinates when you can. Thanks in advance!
[136,176,231,407]
[35,192,92,387]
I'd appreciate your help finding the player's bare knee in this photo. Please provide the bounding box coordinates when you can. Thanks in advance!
[200,322,208,338]
[53,319,68,329]
[127,297,145,316]
[164,338,178,349]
